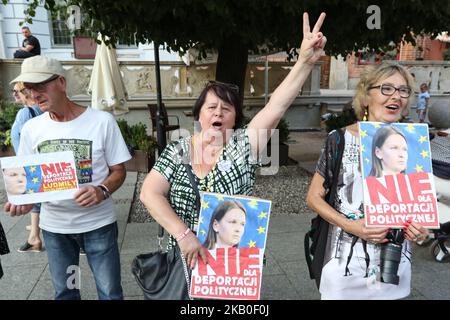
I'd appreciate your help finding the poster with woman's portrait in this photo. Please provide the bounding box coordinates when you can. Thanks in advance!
[359,122,439,228]
[1,151,79,205]
[190,192,271,300]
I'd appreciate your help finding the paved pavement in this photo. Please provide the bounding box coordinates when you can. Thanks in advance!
[0,131,449,300]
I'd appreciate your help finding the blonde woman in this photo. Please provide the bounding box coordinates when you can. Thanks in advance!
[307,63,429,299]
[10,82,43,252]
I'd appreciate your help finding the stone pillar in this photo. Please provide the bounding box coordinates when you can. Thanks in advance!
[301,62,322,95]
[329,55,348,90]
[429,66,440,95]
[0,12,6,59]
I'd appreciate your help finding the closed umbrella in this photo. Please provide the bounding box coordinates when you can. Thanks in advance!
[88,34,128,115]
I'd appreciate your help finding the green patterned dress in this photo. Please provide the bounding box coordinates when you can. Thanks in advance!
[153,128,259,249]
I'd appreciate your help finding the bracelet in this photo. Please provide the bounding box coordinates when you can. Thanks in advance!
[97,184,111,199]
[176,228,191,242]
[99,184,111,194]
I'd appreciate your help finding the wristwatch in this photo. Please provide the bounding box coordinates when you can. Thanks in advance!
[97,184,111,200]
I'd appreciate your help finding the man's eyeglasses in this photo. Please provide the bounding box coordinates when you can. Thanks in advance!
[24,75,60,93]
[207,80,239,94]
[368,84,412,98]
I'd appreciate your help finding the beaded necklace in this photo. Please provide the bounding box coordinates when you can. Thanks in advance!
[191,135,223,192]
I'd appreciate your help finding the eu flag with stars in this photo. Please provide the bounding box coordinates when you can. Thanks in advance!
[197,193,272,249]
[24,165,43,194]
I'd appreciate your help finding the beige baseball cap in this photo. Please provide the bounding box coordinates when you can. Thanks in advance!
[10,55,65,84]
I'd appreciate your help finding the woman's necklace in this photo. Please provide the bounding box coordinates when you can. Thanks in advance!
[191,135,223,192]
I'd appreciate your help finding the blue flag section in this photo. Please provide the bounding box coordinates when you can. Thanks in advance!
[24,165,43,194]
[197,193,271,249]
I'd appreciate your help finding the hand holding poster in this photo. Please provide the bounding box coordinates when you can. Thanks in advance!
[359,122,439,228]
[1,151,79,205]
[190,192,271,300]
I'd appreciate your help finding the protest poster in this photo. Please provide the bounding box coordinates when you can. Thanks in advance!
[190,192,271,300]
[1,151,79,205]
[359,122,439,228]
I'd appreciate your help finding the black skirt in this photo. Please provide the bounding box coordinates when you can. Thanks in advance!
[0,222,9,255]
[0,222,9,280]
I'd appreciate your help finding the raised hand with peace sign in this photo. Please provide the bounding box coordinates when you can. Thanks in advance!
[247,12,327,154]
[299,12,327,65]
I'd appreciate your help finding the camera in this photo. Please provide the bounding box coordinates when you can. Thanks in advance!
[379,229,404,285]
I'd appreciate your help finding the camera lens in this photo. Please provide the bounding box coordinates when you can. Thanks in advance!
[379,242,402,285]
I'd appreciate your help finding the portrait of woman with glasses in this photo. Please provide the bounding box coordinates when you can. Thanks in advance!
[307,62,429,299]
[140,12,327,272]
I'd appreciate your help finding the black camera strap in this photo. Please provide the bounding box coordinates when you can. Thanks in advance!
[156,144,201,247]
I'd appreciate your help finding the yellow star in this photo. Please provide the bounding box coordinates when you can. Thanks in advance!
[198,216,204,225]
[406,124,415,133]
[419,135,427,144]
[258,211,267,219]
[248,199,258,208]
[201,229,206,236]
[360,144,365,152]
[365,157,370,164]
[248,240,256,248]
[27,189,34,194]
[420,150,429,158]
[216,195,224,201]
[373,123,381,128]
[256,226,266,234]
[201,201,209,210]
[32,177,39,183]
[360,130,368,138]
[29,166,36,173]
[415,164,423,172]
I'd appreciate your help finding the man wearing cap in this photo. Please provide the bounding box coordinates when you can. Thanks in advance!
[13,26,41,59]
[4,55,131,300]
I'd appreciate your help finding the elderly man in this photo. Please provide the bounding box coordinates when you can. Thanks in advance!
[13,26,41,58]
[4,56,131,300]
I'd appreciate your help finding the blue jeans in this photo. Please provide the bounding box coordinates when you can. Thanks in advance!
[42,222,123,300]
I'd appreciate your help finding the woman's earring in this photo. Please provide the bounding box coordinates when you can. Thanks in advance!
[363,108,368,121]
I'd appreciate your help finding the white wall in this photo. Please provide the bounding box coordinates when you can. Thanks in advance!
[0,1,182,62]
[329,55,348,90]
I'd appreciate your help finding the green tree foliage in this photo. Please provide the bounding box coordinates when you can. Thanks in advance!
[4,0,450,94]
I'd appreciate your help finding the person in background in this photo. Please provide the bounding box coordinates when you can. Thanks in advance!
[307,63,429,300]
[0,221,9,280]
[13,26,41,59]
[10,82,44,253]
[416,83,430,123]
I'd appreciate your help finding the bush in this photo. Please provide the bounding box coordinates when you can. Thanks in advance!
[241,115,290,144]
[117,119,157,155]
[443,49,450,61]
[323,108,358,133]
[0,100,21,150]
[277,118,290,144]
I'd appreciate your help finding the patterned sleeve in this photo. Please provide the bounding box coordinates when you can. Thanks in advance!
[152,142,181,184]
[234,127,261,167]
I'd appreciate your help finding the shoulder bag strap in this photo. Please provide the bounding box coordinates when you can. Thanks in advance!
[28,107,37,118]
[327,128,345,205]
[304,128,346,281]
[157,146,201,246]
[183,162,201,212]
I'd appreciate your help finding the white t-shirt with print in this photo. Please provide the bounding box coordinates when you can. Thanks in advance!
[18,107,131,234]
[336,130,364,220]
